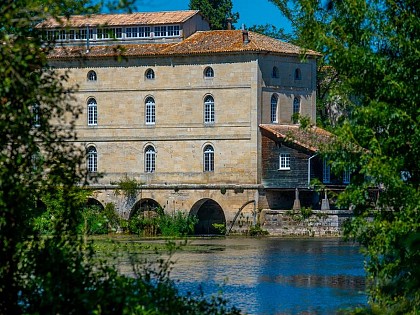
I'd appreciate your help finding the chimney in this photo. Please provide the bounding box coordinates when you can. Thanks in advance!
[227,17,232,30]
[242,29,250,44]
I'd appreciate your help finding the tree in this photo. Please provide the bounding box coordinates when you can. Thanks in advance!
[248,23,293,41]
[270,0,420,312]
[0,1,241,314]
[189,0,239,30]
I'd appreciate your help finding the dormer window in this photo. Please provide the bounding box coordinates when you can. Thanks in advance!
[168,25,180,36]
[154,26,167,37]
[97,28,122,39]
[126,27,138,38]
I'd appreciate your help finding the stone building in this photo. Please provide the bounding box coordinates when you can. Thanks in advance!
[37,10,346,234]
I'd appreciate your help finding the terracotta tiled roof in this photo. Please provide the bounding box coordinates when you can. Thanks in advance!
[47,30,320,59]
[259,124,333,152]
[36,10,200,28]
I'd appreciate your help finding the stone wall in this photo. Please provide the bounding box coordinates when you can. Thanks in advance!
[259,209,353,236]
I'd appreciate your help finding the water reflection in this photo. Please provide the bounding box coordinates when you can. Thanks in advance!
[102,237,367,315]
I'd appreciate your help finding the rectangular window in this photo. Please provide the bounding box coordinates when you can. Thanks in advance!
[279,153,291,170]
[58,30,66,40]
[154,26,167,37]
[126,27,138,38]
[115,28,122,38]
[343,168,350,184]
[139,26,151,38]
[68,30,75,40]
[323,158,331,183]
[167,25,180,36]
[97,29,108,39]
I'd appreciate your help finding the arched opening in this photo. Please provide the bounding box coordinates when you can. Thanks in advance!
[86,198,104,210]
[130,198,161,218]
[190,199,226,235]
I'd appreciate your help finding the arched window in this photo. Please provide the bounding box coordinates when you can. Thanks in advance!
[145,145,156,173]
[293,96,300,123]
[204,95,215,124]
[87,146,97,173]
[204,66,214,78]
[272,66,279,78]
[145,68,155,80]
[87,70,97,81]
[203,145,214,172]
[271,94,278,123]
[145,96,155,125]
[294,68,301,80]
[87,98,97,125]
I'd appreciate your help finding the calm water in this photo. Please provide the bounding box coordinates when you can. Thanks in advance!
[107,237,367,315]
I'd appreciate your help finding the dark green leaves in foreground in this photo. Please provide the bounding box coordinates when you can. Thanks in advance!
[270,0,420,313]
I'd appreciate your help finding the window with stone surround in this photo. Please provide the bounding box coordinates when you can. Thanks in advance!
[204,66,214,78]
[145,96,155,125]
[279,153,290,170]
[145,68,155,80]
[145,145,156,173]
[87,70,97,81]
[271,94,278,123]
[87,146,97,173]
[203,145,214,172]
[87,98,97,126]
[204,95,215,124]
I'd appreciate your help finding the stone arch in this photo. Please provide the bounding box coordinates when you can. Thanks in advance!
[190,198,226,235]
[86,197,104,210]
[130,198,162,218]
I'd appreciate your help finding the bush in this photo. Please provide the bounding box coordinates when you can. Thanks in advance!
[249,224,269,236]
[126,210,197,237]
[159,211,198,237]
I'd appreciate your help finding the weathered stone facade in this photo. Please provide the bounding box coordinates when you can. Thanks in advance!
[41,11,326,234]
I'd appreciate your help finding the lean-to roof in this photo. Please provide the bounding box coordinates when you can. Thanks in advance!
[259,124,333,152]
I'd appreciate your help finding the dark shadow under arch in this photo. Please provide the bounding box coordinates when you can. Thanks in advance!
[190,198,226,235]
[130,198,161,218]
[86,198,104,210]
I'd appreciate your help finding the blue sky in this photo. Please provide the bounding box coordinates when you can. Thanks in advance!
[131,0,292,32]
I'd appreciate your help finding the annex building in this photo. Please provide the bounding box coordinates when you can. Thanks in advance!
[37,10,349,234]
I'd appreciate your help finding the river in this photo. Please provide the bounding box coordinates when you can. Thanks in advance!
[97,237,367,315]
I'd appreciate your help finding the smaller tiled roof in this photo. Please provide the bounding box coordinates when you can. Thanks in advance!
[36,10,200,28]
[48,30,320,59]
[260,124,333,152]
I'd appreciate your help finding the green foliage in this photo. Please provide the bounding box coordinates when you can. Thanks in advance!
[159,211,199,237]
[212,223,227,235]
[271,0,420,312]
[127,210,198,237]
[248,224,269,236]
[248,23,293,41]
[0,0,242,313]
[189,0,239,30]
[114,175,142,201]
